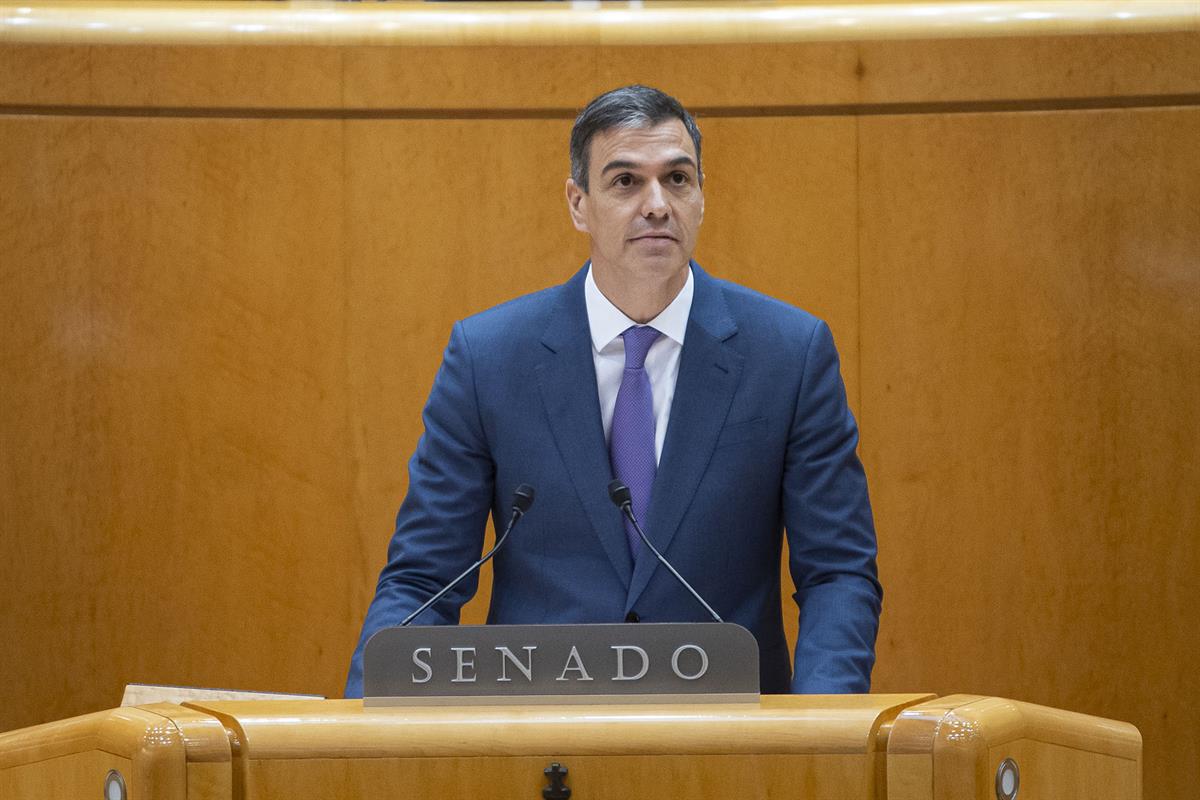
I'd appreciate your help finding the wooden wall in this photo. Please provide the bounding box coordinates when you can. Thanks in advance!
[1,3,1197,799]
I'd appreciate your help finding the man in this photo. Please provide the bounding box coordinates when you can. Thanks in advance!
[346,85,881,697]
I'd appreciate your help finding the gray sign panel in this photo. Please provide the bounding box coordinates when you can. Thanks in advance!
[363,622,760,706]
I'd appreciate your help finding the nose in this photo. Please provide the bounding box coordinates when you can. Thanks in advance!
[640,179,670,219]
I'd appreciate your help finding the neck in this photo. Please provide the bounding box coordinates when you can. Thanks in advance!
[591,260,689,324]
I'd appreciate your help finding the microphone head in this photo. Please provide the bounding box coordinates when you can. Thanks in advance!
[607,479,632,510]
[512,484,535,515]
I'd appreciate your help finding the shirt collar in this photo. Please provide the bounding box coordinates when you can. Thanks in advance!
[584,262,694,353]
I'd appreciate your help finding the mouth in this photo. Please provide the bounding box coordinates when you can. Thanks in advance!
[631,233,677,243]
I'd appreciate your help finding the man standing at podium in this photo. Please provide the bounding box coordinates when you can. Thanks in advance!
[346,85,881,697]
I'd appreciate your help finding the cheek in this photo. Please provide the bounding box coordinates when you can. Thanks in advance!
[600,211,634,236]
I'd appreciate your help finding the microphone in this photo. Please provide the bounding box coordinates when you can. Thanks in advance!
[607,479,723,623]
[400,484,535,627]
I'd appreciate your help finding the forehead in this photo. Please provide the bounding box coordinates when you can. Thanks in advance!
[588,119,697,173]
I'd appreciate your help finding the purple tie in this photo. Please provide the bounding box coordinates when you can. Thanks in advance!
[610,325,662,559]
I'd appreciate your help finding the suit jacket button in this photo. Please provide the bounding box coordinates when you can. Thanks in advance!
[625,611,640,623]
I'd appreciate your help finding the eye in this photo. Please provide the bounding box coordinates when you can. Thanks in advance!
[669,171,690,186]
[613,174,634,188]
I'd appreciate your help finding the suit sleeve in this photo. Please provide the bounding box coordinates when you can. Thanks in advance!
[784,320,883,693]
[344,321,495,698]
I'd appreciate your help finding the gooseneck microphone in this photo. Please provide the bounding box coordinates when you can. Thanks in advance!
[400,484,535,627]
[607,479,723,623]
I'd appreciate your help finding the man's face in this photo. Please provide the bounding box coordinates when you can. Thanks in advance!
[566,119,704,286]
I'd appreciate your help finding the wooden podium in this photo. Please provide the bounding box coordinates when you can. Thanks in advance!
[0,694,1140,799]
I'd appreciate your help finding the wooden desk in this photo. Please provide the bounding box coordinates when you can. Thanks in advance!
[0,694,1142,799]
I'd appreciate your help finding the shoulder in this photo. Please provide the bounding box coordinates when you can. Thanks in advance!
[717,277,822,325]
[450,278,577,367]
[702,273,828,352]
[700,273,849,407]
[462,283,564,334]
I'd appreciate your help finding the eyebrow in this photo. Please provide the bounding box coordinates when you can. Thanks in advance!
[600,155,697,175]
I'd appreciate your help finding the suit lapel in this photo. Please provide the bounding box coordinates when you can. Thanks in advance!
[626,264,743,613]
[536,266,634,589]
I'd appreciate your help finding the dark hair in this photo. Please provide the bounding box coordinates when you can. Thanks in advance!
[569,85,702,192]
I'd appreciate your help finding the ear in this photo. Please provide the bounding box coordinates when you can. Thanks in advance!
[565,177,589,234]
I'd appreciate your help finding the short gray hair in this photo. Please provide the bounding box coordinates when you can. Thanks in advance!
[569,85,702,192]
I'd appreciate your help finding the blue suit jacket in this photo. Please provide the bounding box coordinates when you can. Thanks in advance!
[346,263,881,697]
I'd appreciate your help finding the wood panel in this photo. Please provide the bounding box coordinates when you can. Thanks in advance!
[0,706,196,800]
[249,753,869,800]
[1,4,1197,799]
[886,694,1141,800]
[0,751,133,800]
[1,695,1139,800]
[188,694,922,757]
[990,741,1140,800]
[856,32,1200,106]
[0,115,358,720]
[0,695,931,800]
[859,106,1199,800]
[193,694,920,800]
[6,34,1196,111]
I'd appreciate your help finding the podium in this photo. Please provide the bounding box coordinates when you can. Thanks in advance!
[0,694,1140,799]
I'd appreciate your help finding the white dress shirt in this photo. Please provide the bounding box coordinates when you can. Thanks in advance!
[584,264,695,464]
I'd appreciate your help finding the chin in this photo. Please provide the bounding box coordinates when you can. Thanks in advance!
[630,256,689,277]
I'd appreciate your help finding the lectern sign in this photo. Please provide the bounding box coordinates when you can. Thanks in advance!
[363,623,759,706]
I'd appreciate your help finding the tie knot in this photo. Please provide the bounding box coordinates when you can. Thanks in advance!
[621,326,661,370]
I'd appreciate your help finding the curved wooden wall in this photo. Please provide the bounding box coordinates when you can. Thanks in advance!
[1,3,1196,798]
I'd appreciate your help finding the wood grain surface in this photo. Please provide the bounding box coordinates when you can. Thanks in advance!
[887,695,1141,799]
[858,105,1199,800]
[1,4,1196,799]
[0,695,1139,800]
